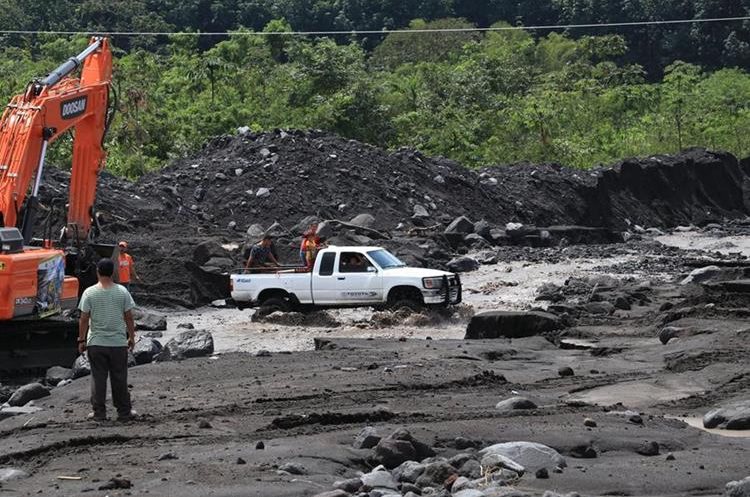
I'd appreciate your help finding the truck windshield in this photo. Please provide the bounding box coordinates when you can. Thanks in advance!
[367,249,406,269]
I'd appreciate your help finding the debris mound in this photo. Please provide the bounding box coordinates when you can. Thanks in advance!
[34,130,750,307]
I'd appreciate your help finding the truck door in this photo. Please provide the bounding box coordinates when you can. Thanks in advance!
[335,251,383,304]
[310,251,337,304]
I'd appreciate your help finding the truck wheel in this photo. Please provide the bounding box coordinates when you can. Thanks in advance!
[258,297,292,316]
[390,299,423,312]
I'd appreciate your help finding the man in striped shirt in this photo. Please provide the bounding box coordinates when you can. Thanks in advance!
[78,258,137,421]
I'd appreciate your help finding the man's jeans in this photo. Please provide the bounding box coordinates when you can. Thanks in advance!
[87,346,131,417]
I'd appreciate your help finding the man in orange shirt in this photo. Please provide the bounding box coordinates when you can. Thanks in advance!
[117,241,142,291]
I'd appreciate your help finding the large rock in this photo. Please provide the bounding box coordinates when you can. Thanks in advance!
[495,396,538,411]
[292,216,319,235]
[0,406,43,421]
[0,467,29,482]
[681,266,722,285]
[157,330,214,361]
[246,223,266,239]
[479,452,525,475]
[393,461,425,483]
[8,383,50,407]
[445,216,474,234]
[704,400,750,430]
[353,426,381,449]
[465,311,563,339]
[186,261,230,305]
[360,468,398,491]
[133,308,167,331]
[132,337,163,365]
[349,213,376,228]
[193,238,231,266]
[726,476,750,497]
[448,256,480,273]
[415,461,457,489]
[373,439,416,469]
[45,366,73,385]
[480,442,566,472]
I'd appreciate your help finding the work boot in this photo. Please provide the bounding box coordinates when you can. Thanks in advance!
[117,409,138,422]
[87,412,107,421]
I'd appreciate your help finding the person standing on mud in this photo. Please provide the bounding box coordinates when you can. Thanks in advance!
[78,258,137,422]
[118,241,142,291]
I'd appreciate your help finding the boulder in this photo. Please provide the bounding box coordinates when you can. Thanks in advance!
[333,477,362,493]
[480,442,566,472]
[583,301,615,315]
[133,308,167,331]
[681,266,722,285]
[0,467,29,482]
[8,382,50,407]
[474,219,492,239]
[453,490,485,497]
[704,400,750,430]
[726,476,750,497]
[445,216,475,235]
[495,396,538,411]
[360,468,398,490]
[246,223,265,239]
[157,330,214,361]
[373,439,417,469]
[349,213,376,228]
[413,205,430,219]
[292,215,319,235]
[479,452,525,475]
[393,461,425,483]
[132,337,163,365]
[447,256,480,273]
[464,234,491,249]
[465,311,563,339]
[72,353,91,378]
[312,490,351,497]
[45,366,73,385]
[415,461,457,489]
[193,238,231,266]
[353,426,381,449]
[316,221,335,239]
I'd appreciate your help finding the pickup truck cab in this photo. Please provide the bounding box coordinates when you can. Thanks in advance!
[230,246,461,312]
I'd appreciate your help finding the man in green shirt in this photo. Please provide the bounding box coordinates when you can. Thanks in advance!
[78,258,137,421]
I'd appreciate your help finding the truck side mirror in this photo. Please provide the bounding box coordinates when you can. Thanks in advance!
[367,266,377,273]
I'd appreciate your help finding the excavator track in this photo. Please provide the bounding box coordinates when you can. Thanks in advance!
[0,316,78,378]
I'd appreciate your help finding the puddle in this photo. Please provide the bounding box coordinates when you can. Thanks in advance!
[671,416,750,439]
[568,378,707,408]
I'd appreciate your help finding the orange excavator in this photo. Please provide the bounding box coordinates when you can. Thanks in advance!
[0,37,116,373]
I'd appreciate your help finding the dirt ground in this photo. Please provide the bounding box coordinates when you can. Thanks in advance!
[1,232,749,497]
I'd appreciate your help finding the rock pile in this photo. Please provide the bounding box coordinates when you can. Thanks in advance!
[33,130,750,306]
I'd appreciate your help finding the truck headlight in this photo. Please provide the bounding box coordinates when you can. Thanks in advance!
[422,277,444,289]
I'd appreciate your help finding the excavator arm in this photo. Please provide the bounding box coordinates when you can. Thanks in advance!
[0,37,113,323]
[0,37,112,242]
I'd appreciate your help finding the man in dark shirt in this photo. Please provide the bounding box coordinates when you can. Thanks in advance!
[245,236,280,269]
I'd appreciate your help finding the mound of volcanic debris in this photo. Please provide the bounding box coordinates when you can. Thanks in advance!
[33,130,750,307]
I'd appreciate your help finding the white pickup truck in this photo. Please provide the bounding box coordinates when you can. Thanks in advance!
[230,246,461,312]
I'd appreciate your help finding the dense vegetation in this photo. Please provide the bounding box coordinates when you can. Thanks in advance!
[0,1,748,175]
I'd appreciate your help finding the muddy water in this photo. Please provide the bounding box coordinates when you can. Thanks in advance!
[657,230,750,257]
[157,254,640,354]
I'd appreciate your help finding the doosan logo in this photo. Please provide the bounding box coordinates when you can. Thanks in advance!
[60,97,87,119]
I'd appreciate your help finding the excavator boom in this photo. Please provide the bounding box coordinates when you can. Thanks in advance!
[0,37,114,325]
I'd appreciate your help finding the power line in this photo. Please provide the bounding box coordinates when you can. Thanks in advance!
[0,16,748,37]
